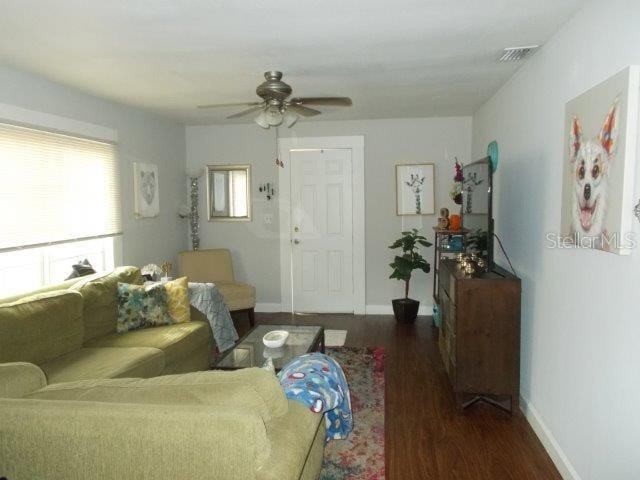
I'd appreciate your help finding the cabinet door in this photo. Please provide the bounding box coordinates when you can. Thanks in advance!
[456,282,519,395]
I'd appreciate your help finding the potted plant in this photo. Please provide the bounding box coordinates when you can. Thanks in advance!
[388,229,432,323]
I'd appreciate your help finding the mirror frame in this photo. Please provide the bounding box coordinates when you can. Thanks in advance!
[206,164,252,221]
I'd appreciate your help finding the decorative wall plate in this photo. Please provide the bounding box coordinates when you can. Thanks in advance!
[487,141,499,172]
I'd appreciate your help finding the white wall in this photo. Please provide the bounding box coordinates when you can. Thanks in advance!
[472,1,640,478]
[0,66,187,268]
[186,117,471,309]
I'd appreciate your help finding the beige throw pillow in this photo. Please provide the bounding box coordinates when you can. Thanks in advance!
[163,276,191,323]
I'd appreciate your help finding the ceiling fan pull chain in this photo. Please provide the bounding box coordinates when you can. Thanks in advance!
[275,126,284,168]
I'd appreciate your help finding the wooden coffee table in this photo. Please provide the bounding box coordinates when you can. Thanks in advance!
[213,324,325,372]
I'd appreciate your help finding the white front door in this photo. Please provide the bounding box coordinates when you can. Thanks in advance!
[290,148,353,312]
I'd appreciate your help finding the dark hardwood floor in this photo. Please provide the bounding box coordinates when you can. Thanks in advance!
[233,312,561,480]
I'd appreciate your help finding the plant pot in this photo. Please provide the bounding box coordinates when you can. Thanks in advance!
[392,298,420,323]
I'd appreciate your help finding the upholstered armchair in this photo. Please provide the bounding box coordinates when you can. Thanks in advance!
[178,249,256,327]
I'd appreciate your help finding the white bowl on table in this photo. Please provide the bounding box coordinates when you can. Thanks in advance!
[262,330,289,349]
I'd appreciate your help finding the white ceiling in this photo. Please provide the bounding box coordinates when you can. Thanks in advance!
[0,0,583,125]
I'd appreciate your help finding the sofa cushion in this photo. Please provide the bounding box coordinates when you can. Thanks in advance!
[72,266,142,342]
[0,362,47,399]
[84,321,211,367]
[215,281,256,311]
[0,398,270,480]
[28,368,288,421]
[163,276,191,323]
[116,282,174,332]
[39,347,165,384]
[0,276,87,305]
[0,290,84,365]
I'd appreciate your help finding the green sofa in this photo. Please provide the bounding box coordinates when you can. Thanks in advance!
[0,267,325,479]
[0,266,213,382]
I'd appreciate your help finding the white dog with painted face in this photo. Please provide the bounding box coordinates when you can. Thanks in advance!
[568,100,619,250]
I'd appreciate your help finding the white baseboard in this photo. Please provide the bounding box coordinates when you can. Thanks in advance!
[254,303,434,316]
[365,304,433,316]
[520,395,582,480]
[254,303,283,313]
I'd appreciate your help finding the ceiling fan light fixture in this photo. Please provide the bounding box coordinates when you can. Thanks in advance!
[265,105,284,126]
[254,111,270,129]
[199,72,353,127]
[284,111,299,128]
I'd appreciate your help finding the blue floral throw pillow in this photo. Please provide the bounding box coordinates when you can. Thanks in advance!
[116,282,175,333]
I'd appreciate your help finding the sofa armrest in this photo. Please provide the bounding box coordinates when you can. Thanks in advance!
[256,401,325,480]
[0,398,270,480]
[0,362,47,398]
[28,368,288,421]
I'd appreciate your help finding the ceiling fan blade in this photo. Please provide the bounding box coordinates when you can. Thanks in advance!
[290,97,352,107]
[287,104,321,117]
[197,101,262,109]
[226,105,264,119]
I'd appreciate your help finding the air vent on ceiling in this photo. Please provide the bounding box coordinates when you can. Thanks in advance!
[499,45,539,62]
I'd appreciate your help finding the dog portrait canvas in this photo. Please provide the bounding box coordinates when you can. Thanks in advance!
[560,67,640,254]
[134,162,160,218]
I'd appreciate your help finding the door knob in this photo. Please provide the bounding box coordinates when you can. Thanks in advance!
[293,239,300,245]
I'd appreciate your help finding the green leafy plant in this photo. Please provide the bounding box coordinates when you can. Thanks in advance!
[388,229,432,299]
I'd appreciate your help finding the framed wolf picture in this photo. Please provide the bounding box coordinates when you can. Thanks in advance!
[134,162,160,218]
[560,66,640,254]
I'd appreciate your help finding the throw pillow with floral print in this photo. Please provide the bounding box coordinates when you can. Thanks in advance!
[116,282,175,333]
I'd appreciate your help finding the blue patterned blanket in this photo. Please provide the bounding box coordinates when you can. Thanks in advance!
[277,352,353,442]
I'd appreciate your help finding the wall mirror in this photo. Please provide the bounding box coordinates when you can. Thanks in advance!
[206,165,251,221]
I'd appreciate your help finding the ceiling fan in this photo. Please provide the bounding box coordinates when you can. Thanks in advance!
[197,71,353,128]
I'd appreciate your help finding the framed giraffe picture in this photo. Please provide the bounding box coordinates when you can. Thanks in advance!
[395,163,435,215]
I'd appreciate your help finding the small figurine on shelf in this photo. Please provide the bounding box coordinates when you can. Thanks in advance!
[160,261,173,282]
[437,207,450,230]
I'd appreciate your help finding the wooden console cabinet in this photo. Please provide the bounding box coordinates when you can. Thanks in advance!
[436,259,521,413]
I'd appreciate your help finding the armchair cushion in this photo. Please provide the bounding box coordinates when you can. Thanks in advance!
[0,362,47,398]
[178,249,235,283]
[215,280,256,311]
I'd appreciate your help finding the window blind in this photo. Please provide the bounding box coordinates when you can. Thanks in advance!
[0,123,122,251]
